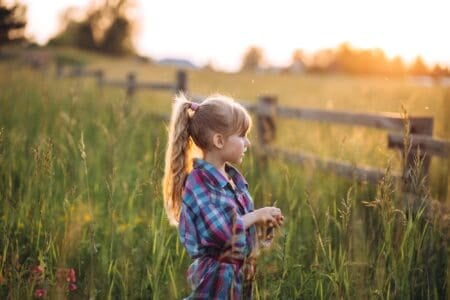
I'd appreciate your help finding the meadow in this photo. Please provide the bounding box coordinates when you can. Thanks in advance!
[0,48,449,299]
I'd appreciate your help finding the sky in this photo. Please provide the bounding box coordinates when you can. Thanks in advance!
[20,0,450,72]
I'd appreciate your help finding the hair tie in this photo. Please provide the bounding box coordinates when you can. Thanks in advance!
[190,102,199,111]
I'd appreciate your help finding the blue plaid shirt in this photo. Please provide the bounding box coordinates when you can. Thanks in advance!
[179,159,257,299]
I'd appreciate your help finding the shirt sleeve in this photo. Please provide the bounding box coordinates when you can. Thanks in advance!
[180,185,248,260]
[179,201,200,258]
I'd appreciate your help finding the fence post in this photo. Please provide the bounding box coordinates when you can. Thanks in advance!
[176,70,187,94]
[257,95,277,147]
[445,90,450,204]
[123,72,137,115]
[96,70,104,95]
[256,95,277,189]
[126,72,136,98]
[56,61,63,79]
[403,117,434,194]
[71,65,82,77]
[96,70,104,87]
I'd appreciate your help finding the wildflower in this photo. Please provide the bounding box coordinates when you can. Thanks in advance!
[69,283,77,291]
[34,288,47,298]
[57,267,77,288]
[118,223,128,233]
[66,268,76,283]
[83,213,92,222]
[31,265,45,282]
[32,265,44,275]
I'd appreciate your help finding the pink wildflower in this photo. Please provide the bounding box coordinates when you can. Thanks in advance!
[69,283,77,291]
[34,288,47,298]
[32,265,44,275]
[66,268,76,283]
[30,265,44,282]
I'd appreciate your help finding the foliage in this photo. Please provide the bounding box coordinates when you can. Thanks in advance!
[290,49,306,67]
[287,42,449,77]
[409,56,429,76]
[0,0,27,49]
[48,0,135,56]
[241,46,265,72]
[98,16,133,55]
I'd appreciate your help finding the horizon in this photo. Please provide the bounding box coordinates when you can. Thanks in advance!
[20,0,450,72]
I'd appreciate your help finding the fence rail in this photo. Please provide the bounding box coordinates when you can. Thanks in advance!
[388,133,450,158]
[56,63,186,96]
[262,145,402,183]
[277,107,406,130]
[56,63,450,195]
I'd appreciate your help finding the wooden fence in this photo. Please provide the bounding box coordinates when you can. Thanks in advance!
[55,62,187,96]
[249,96,450,193]
[56,63,450,197]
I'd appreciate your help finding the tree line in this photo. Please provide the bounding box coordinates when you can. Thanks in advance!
[0,0,135,56]
[0,0,26,52]
[47,0,135,56]
[241,44,450,77]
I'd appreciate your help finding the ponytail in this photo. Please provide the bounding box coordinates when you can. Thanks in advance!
[163,94,195,226]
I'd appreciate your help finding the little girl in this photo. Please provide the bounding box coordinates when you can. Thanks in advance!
[163,93,284,299]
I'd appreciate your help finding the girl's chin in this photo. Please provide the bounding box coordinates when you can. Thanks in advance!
[230,158,243,165]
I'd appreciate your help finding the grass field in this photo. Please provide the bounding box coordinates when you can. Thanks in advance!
[1,48,449,299]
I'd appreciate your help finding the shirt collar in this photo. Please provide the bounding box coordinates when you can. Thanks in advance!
[193,158,248,190]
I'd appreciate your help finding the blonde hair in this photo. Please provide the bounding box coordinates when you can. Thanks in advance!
[162,93,252,225]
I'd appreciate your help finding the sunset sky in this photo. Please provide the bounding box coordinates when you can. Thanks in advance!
[21,0,450,72]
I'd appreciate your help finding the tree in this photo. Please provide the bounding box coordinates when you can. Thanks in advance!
[310,48,336,73]
[389,56,406,76]
[334,42,353,72]
[202,60,216,72]
[240,46,264,72]
[48,0,136,56]
[430,64,446,78]
[409,56,429,76]
[334,43,390,75]
[0,0,27,50]
[289,49,306,73]
[99,15,133,55]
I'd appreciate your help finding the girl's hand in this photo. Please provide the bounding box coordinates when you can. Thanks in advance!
[253,207,284,248]
[255,207,284,227]
[242,207,285,230]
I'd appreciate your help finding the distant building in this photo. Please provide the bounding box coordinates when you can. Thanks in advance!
[254,66,282,74]
[157,58,198,69]
[253,62,306,75]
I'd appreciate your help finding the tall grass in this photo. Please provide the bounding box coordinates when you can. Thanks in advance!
[1,65,180,298]
[0,62,448,299]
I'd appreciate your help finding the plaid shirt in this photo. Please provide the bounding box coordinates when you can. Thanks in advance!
[179,158,257,299]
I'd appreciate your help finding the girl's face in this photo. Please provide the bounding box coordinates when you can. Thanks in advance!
[221,132,251,164]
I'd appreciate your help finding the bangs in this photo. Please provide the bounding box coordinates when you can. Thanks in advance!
[232,104,252,136]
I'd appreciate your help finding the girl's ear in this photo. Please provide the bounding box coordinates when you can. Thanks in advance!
[212,133,225,149]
